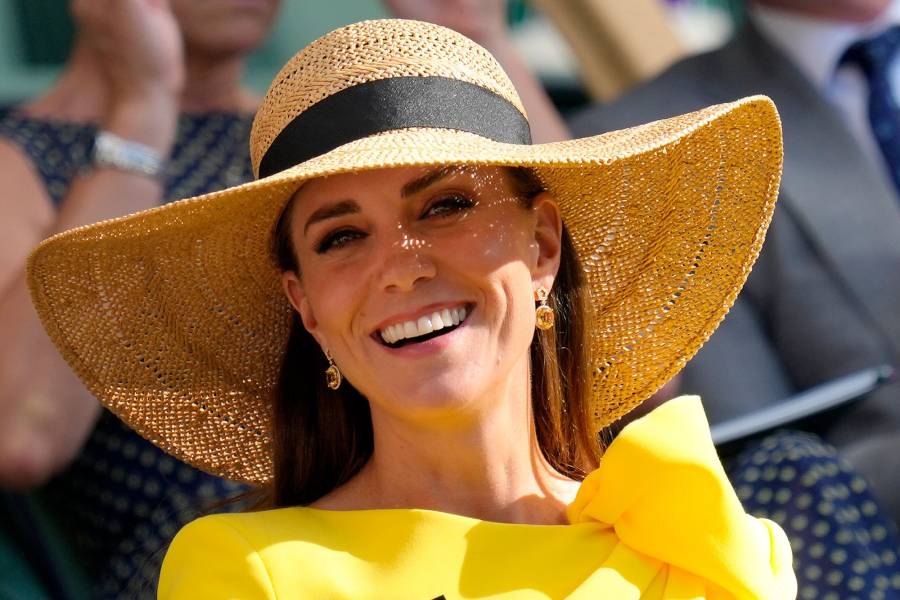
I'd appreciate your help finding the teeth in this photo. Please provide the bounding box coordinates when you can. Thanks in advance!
[417,315,433,334]
[379,306,468,345]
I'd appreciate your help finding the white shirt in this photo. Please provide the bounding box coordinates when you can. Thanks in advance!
[751,2,900,179]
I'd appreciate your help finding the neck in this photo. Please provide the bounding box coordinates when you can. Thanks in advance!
[23,42,110,121]
[180,45,259,114]
[321,355,579,525]
[23,40,258,121]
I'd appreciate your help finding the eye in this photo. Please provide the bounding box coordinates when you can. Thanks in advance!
[422,193,476,219]
[316,228,366,254]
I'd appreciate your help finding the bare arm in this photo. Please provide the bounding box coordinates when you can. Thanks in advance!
[382,0,569,143]
[0,0,183,489]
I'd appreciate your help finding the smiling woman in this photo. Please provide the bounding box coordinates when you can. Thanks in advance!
[26,18,796,600]
[270,164,596,508]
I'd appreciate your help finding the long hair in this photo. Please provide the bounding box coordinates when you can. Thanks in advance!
[267,167,598,507]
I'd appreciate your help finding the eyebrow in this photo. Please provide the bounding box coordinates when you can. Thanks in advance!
[400,166,460,198]
[303,199,360,235]
[302,167,463,235]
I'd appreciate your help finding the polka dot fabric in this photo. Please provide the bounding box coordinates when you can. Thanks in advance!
[0,111,254,209]
[729,430,900,600]
[0,112,95,206]
[41,413,247,599]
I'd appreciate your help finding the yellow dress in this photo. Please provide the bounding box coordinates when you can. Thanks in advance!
[158,396,796,599]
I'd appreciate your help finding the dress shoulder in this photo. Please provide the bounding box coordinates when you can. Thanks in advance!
[158,513,277,599]
[568,395,797,599]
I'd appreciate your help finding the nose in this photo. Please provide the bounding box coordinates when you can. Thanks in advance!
[376,229,437,292]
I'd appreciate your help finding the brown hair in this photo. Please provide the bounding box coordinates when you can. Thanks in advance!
[267,167,598,507]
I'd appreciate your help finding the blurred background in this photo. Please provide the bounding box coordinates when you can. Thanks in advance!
[0,0,744,111]
[3,1,900,599]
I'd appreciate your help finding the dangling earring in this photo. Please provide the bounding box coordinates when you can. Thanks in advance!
[324,349,342,390]
[534,287,555,331]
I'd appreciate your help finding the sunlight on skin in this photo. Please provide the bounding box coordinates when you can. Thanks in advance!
[281,165,560,424]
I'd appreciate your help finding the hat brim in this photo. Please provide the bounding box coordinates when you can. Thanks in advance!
[28,96,782,485]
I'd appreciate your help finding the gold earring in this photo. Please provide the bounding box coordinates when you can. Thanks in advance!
[534,287,555,331]
[324,349,342,390]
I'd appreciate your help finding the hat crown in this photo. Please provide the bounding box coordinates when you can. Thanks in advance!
[249,19,527,177]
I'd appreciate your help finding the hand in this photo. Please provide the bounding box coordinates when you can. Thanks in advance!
[382,0,508,48]
[71,0,185,104]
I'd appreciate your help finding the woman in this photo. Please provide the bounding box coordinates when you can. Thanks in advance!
[0,0,279,595]
[28,19,796,598]
[0,0,278,487]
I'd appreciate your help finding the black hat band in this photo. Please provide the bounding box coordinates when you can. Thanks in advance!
[258,76,533,178]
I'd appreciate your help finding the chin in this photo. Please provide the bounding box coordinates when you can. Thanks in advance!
[191,26,272,54]
[367,373,488,422]
[180,5,277,55]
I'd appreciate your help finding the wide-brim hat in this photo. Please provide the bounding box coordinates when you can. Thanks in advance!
[27,19,782,485]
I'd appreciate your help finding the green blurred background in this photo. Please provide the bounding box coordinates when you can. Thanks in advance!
[0,1,395,103]
[0,0,744,105]
[0,0,550,104]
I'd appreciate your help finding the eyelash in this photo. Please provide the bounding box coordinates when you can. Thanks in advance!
[315,229,365,253]
[422,193,476,218]
[314,193,476,254]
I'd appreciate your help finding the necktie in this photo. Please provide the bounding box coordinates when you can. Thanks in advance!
[841,26,900,193]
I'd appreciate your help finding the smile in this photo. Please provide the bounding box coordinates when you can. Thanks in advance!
[378,306,469,347]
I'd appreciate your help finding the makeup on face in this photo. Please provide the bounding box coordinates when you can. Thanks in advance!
[284,165,546,412]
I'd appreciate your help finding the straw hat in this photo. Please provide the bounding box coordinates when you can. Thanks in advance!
[27,19,782,485]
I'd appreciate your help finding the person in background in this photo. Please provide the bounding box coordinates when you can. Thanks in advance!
[569,0,900,597]
[572,0,900,527]
[0,0,279,596]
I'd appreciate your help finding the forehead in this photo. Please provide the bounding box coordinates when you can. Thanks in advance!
[291,165,511,207]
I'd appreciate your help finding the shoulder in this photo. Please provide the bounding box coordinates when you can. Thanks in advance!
[158,510,306,599]
[162,507,325,555]
[158,507,373,598]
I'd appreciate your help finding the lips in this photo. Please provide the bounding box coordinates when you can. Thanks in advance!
[377,305,470,347]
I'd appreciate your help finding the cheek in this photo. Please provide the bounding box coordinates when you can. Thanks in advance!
[441,218,536,327]
[442,213,535,273]
[298,262,365,333]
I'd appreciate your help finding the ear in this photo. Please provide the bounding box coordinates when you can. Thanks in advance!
[530,191,563,293]
[281,271,324,346]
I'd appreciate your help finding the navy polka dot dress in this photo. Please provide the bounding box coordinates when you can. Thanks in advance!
[729,430,900,600]
[0,110,255,599]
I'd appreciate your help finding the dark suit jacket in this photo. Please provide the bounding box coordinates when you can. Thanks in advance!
[569,22,900,520]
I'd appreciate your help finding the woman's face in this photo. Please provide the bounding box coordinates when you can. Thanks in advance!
[282,166,562,422]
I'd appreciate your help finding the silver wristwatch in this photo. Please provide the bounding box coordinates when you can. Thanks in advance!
[93,130,165,178]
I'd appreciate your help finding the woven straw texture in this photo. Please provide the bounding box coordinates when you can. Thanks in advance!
[249,19,525,176]
[27,19,783,485]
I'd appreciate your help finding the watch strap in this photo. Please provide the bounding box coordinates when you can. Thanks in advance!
[93,130,165,178]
